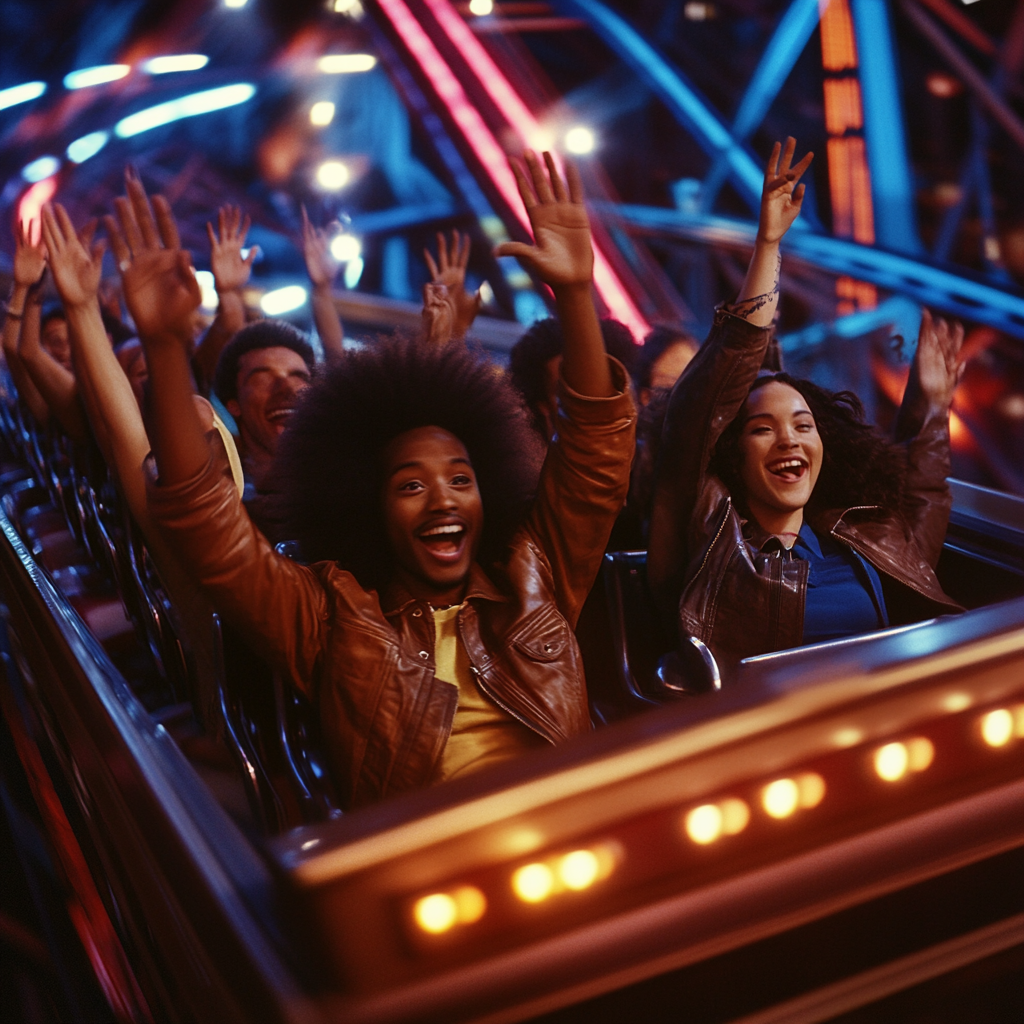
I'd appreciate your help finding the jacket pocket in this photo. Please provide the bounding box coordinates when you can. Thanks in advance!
[508,608,572,663]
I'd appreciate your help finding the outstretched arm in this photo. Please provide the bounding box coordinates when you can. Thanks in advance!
[497,150,612,399]
[17,287,88,441]
[731,137,812,327]
[42,202,153,511]
[3,222,52,424]
[896,309,963,567]
[192,205,257,387]
[105,169,207,487]
[300,206,345,363]
[424,231,481,342]
[496,151,633,624]
[647,139,810,605]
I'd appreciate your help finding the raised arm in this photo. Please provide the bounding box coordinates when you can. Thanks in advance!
[424,231,482,343]
[647,139,811,603]
[731,137,812,327]
[300,206,345,363]
[17,286,89,442]
[896,309,963,567]
[3,222,52,424]
[42,202,158,516]
[105,169,208,487]
[192,205,257,387]
[496,151,634,623]
[497,150,612,400]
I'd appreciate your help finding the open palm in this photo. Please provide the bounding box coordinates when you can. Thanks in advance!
[41,204,105,308]
[106,169,200,345]
[495,151,593,287]
[14,221,47,288]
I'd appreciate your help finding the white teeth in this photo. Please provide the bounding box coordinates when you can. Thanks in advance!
[769,459,806,475]
[421,524,463,537]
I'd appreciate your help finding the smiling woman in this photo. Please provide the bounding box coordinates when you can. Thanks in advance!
[648,140,964,675]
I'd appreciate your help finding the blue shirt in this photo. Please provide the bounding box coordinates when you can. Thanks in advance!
[792,522,889,644]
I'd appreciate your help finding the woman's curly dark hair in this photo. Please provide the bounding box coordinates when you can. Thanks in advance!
[710,372,907,517]
[270,336,545,590]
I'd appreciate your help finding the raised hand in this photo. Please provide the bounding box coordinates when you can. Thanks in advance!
[421,282,456,346]
[914,308,964,415]
[494,150,593,289]
[758,137,813,245]
[13,220,47,288]
[207,205,256,294]
[300,205,340,290]
[424,230,481,339]
[41,204,106,309]
[105,168,200,346]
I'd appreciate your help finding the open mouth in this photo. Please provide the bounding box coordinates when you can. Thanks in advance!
[417,522,467,564]
[767,457,808,483]
[266,407,295,428]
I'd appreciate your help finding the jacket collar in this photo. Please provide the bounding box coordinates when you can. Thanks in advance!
[743,507,884,554]
[381,562,509,616]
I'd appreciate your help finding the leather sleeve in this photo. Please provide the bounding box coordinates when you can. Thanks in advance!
[145,435,327,696]
[646,309,773,607]
[899,411,953,569]
[523,356,636,629]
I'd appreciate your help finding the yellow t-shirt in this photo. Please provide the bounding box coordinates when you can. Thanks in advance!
[433,605,544,781]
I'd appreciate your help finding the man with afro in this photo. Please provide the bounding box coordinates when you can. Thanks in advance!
[119,152,635,809]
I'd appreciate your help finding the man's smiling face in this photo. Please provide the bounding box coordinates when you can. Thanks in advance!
[382,426,484,605]
[227,345,312,457]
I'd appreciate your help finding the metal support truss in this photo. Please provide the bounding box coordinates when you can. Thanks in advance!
[553,0,765,214]
[598,203,1024,340]
[850,0,922,253]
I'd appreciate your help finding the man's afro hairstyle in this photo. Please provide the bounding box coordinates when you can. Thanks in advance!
[271,337,544,590]
[213,319,315,405]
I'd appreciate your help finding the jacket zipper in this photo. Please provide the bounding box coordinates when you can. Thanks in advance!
[689,496,732,587]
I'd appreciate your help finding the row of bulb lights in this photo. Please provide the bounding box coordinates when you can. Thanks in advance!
[411,702,1024,937]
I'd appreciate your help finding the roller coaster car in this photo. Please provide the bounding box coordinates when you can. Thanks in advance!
[1,477,1023,1024]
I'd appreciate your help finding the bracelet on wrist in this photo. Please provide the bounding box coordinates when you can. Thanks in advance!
[4,307,25,320]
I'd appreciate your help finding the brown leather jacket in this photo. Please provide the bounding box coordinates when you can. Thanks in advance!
[648,309,962,672]
[148,363,635,808]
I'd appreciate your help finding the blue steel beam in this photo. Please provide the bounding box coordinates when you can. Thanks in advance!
[850,0,923,254]
[552,0,764,213]
[778,296,922,354]
[700,0,825,213]
[596,203,1024,339]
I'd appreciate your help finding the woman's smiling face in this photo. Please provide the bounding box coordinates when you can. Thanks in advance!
[737,380,823,528]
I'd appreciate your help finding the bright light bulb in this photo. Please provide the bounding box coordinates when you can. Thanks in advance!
[310,101,335,126]
[981,709,1014,748]
[512,863,554,903]
[874,742,909,782]
[797,773,826,809]
[762,778,800,819]
[564,126,596,155]
[318,53,377,74]
[0,81,46,111]
[685,804,723,844]
[66,131,109,164]
[143,54,209,74]
[343,257,364,289]
[316,160,350,190]
[333,0,364,16]
[558,850,600,890]
[452,886,486,924]
[194,270,218,310]
[63,65,130,90]
[414,893,458,934]
[907,737,934,772]
[260,285,307,315]
[720,798,750,835]
[330,234,361,262]
[469,0,494,14]
[224,0,248,8]
[22,156,60,183]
